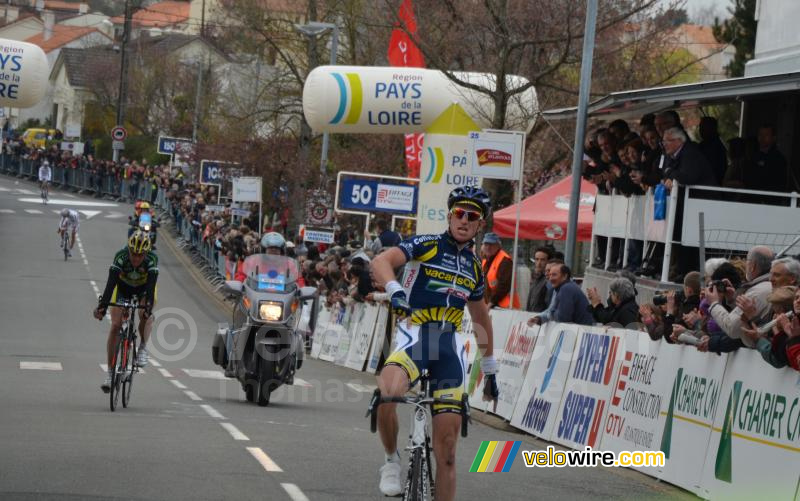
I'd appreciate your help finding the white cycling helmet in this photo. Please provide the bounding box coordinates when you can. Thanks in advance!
[60,208,70,217]
[261,232,285,250]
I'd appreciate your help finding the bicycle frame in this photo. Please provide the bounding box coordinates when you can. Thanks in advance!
[107,299,146,411]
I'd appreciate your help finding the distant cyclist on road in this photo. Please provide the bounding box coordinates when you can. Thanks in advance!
[57,208,79,257]
[369,186,499,500]
[38,160,51,203]
[93,230,158,393]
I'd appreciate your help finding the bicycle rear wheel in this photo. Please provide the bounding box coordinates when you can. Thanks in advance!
[403,448,429,501]
[122,331,137,408]
[109,334,125,412]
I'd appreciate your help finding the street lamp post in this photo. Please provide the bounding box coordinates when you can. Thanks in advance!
[295,22,339,185]
[113,0,134,163]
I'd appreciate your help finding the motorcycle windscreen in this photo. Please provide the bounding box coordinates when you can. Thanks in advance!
[241,254,299,292]
[139,212,152,227]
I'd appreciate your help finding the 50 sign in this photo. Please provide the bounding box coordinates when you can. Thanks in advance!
[338,178,417,215]
[351,183,373,206]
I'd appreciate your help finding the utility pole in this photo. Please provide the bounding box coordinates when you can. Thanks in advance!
[192,58,204,143]
[113,0,134,163]
[564,0,598,269]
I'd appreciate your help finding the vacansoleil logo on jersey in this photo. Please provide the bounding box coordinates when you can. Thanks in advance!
[469,441,521,472]
[330,72,363,125]
[424,146,444,183]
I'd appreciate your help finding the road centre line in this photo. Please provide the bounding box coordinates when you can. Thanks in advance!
[246,447,283,472]
[184,390,202,401]
[200,404,225,419]
[169,379,187,390]
[158,368,173,378]
[281,483,310,501]
[220,422,249,441]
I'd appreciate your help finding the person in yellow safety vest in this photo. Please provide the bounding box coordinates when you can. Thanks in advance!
[480,232,520,309]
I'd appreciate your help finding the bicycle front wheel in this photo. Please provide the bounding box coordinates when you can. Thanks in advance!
[403,448,429,501]
[122,336,137,408]
[109,336,125,412]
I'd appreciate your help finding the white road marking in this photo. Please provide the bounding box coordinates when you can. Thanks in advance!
[182,368,226,380]
[0,209,14,213]
[200,404,225,419]
[346,383,376,393]
[149,358,162,367]
[281,484,309,501]
[158,368,173,378]
[220,422,249,441]
[18,198,117,207]
[0,186,8,191]
[78,210,101,219]
[169,379,187,390]
[16,188,34,195]
[24,209,43,214]
[20,361,62,371]
[184,390,202,401]
[246,447,283,472]
[105,211,126,219]
[82,258,89,266]
[293,378,313,388]
[89,280,98,289]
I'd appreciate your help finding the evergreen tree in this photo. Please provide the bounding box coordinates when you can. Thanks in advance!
[712,0,757,77]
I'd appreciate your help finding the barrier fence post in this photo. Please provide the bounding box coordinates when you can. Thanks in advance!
[698,211,705,287]
[660,182,680,283]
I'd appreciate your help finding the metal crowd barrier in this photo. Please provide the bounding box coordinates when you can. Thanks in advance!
[0,153,165,204]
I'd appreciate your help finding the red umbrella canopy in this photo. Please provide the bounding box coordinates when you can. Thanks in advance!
[492,175,597,241]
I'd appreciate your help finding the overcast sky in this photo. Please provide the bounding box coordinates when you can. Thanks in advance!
[665,0,734,23]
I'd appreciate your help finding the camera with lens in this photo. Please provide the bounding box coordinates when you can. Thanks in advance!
[711,280,727,292]
[652,289,685,307]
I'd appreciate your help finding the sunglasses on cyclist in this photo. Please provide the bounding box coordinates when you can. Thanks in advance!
[450,207,483,222]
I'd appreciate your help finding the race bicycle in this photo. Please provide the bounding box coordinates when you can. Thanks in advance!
[60,228,70,261]
[367,372,470,501]
[40,181,49,204]
[106,298,149,412]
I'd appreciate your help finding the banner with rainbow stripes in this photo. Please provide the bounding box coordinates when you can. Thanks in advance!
[469,441,521,472]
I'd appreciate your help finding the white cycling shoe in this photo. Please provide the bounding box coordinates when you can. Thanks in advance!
[101,373,112,393]
[379,462,403,497]
[136,347,149,367]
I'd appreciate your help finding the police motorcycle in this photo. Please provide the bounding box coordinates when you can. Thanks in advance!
[128,204,159,248]
[212,253,317,406]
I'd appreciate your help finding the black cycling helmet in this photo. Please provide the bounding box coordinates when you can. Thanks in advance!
[447,185,491,218]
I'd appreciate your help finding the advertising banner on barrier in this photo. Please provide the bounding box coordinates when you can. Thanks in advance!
[366,306,390,374]
[335,304,361,366]
[551,326,624,450]
[656,344,728,496]
[346,305,380,371]
[699,349,800,501]
[310,306,331,359]
[338,178,418,215]
[600,330,675,475]
[492,311,540,420]
[319,305,346,362]
[509,322,581,441]
[468,309,515,413]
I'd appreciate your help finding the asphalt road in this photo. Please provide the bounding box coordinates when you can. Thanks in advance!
[0,174,695,500]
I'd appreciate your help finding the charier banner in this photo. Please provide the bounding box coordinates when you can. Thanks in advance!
[551,326,624,450]
[700,349,800,501]
[600,330,675,474]
[469,309,515,414]
[509,323,581,441]
[491,312,541,420]
[655,344,728,496]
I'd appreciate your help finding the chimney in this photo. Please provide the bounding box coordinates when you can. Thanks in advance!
[43,10,54,42]
[79,3,88,14]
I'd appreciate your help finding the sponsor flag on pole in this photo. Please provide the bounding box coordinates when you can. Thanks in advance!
[387,0,425,178]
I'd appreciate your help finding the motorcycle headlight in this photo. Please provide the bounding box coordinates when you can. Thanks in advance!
[258,301,283,321]
[142,224,151,232]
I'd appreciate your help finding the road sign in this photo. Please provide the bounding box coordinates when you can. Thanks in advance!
[337,178,418,215]
[111,126,127,141]
[468,129,525,180]
[157,135,193,156]
[112,140,125,150]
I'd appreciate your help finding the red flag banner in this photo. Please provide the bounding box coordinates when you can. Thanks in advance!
[388,0,425,178]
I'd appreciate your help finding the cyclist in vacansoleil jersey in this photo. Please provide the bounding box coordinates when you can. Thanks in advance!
[93,230,158,393]
[370,186,500,500]
[58,208,79,257]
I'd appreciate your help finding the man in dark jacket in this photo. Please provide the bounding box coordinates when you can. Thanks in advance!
[528,264,594,326]
[662,127,718,188]
[526,246,553,313]
[698,117,728,185]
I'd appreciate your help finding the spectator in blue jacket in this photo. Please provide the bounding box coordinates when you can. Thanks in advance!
[528,264,594,326]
